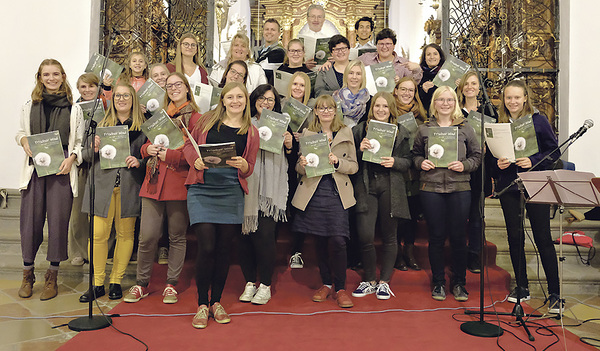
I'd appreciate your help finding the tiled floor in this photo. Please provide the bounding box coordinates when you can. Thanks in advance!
[0,270,599,350]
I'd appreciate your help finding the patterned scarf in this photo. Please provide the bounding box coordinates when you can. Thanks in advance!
[333,87,370,124]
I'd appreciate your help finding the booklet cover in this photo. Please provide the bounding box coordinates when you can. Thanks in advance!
[396,112,418,150]
[484,114,539,162]
[257,110,290,154]
[274,70,293,97]
[299,133,335,178]
[141,109,185,150]
[199,142,237,168]
[363,120,398,164]
[511,114,539,159]
[193,83,222,114]
[282,98,312,133]
[349,47,377,60]
[97,125,130,170]
[27,131,65,177]
[365,61,396,95]
[299,35,331,65]
[431,55,470,88]
[466,110,495,146]
[78,99,105,123]
[427,126,458,167]
[137,79,166,114]
[85,52,124,84]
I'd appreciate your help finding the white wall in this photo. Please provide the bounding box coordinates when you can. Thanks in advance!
[0,1,93,189]
[560,0,600,176]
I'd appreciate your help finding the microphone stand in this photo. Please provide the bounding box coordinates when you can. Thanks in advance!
[69,28,120,332]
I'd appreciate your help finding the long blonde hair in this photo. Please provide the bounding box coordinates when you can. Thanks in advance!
[100,82,145,131]
[429,86,463,122]
[196,82,253,135]
[368,92,397,124]
[31,59,73,104]
[342,60,367,90]
[287,72,312,105]
[173,32,207,73]
[308,95,345,133]
[456,71,480,108]
[498,79,536,123]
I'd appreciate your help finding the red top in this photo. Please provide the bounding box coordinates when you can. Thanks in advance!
[166,63,209,85]
[183,113,259,194]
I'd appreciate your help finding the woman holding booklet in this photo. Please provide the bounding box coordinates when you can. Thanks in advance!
[412,86,481,302]
[492,79,561,313]
[237,84,296,305]
[417,43,445,110]
[332,60,371,128]
[79,82,147,302]
[183,82,259,328]
[166,32,209,88]
[393,77,427,271]
[16,59,84,301]
[124,73,199,304]
[350,92,412,300]
[291,95,358,308]
[314,35,351,97]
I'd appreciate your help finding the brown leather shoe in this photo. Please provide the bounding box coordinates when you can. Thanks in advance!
[40,269,58,301]
[18,268,35,298]
[336,289,354,308]
[210,302,231,324]
[312,285,331,302]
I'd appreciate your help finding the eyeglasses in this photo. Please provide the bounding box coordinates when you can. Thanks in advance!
[181,42,197,48]
[228,68,245,79]
[114,93,132,100]
[332,46,349,53]
[288,49,304,55]
[166,81,184,90]
[308,15,324,20]
[257,96,275,104]
[435,98,456,104]
[397,87,415,94]
[316,106,335,113]
[377,42,395,48]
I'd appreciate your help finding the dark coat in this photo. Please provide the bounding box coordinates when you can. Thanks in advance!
[254,43,286,86]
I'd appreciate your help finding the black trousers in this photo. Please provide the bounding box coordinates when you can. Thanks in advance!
[314,235,347,292]
[238,213,277,286]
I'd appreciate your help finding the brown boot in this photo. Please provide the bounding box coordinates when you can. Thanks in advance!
[18,268,35,298]
[40,269,58,301]
[404,244,421,271]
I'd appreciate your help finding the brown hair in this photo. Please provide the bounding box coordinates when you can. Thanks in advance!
[368,92,398,124]
[77,72,100,88]
[100,82,145,131]
[120,51,149,83]
[196,82,254,136]
[394,77,427,119]
[456,71,480,108]
[498,79,536,123]
[164,72,200,112]
[308,95,345,133]
[31,59,73,104]
[173,33,207,73]
[284,39,306,65]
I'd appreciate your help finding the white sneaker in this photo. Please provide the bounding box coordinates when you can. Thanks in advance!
[376,282,395,300]
[158,247,168,265]
[289,252,304,269]
[70,256,86,266]
[239,282,257,302]
[251,284,271,305]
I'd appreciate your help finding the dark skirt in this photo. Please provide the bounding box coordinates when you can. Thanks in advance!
[187,168,244,225]
[292,175,349,237]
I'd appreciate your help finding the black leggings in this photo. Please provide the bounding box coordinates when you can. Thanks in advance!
[314,235,347,292]
[193,223,238,306]
[238,213,277,286]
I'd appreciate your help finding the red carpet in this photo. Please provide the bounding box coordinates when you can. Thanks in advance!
[59,260,594,351]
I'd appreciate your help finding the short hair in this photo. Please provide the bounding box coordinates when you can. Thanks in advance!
[164,72,200,113]
[219,60,248,88]
[368,92,398,124]
[375,28,397,45]
[264,18,281,31]
[308,95,345,133]
[355,17,374,31]
[306,4,325,17]
[286,72,312,105]
[284,39,306,65]
[32,59,72,104]
[419,43,445,68]
[342,60,367,90]
[101,82,145,131]
[456,71,480,108]
[328,34,350,52]
[498,79,536,123]
[77,72,99,88]
[429,86,463,122]
[250,84,282,117]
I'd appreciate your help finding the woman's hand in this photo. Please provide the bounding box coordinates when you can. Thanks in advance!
[125,156,140,168]
[194,157,207,170]
[140,104,147,114]
[157,147,167,162]
[146,144,161,156]
[421,159,435,171]
[319,60,333,72]
[298,155,308,169]
[283,131,293,150]
[380,156,395,168]
[57,154,76,175]
[20,137,33,157]
[103,76,114,87]
[226,156,248,172]
[448,161,464,172]
[497,157,511,170]
[394,75,400,84]
[293,132,302,143]
[305,59,317,70]
[359,138,371,152]
[422,81,434,93]
[515,157,532,169]
[92,135,101,153]
[328,152,338,166]
[402,61,421,72]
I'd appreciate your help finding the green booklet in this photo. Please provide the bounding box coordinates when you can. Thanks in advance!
[85,52,124,84]
[257,110,290,154]
[466,110,495,146]
[299,36,331,65]
[427,126,458,167]
[141,110,185,150]
[363,120,398,164]
[366,61,396,95]
[97,125,130,170]
[397,112,418,150]
[193,82,222,114]
[199,142,236,168]
[484,114,538,162]
[349,47,377,60]
[282,98,311,133]
[307,71,317,93]
[27,131,65,177]
[299,133,334,178]
[431,55,470,88]
[78,99,105,123]
[137,79,165,114]
[511,114,538,159]
[274,70,293,97]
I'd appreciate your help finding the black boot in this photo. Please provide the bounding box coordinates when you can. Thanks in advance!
[404,244,421,271]
[79,285,105,303]
[394,245,408,271]
[467,252,481,274]
[109,283,122,300]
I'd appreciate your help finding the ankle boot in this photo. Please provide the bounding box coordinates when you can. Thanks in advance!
[40,269,58,301]
[394,245,408,271]
[404,244,421,271]
[18,268,35,298]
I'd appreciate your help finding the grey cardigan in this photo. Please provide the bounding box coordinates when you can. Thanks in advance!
[314,65,342,97]
[351,120,412,219]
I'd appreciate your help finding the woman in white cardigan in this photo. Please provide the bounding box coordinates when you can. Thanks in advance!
[210,32,267,94]
[15,59,84,301]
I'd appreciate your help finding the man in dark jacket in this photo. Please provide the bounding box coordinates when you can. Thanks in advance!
[254,18,286,86]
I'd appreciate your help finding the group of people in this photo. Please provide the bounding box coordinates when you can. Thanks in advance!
[16,4,563,330]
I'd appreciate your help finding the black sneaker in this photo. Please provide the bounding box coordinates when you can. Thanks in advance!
[452,284,469,301]
[548,293,564,314]
[507,286,530,303]
[467,252,481,274]
[432,285,446,301]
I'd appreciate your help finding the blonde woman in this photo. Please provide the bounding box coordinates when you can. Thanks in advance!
[332,59,371,128]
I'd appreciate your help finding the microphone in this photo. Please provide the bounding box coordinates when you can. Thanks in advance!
[569,119,594,141]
